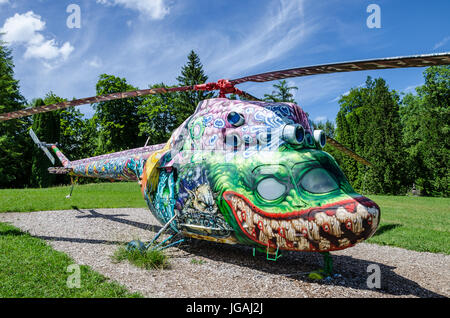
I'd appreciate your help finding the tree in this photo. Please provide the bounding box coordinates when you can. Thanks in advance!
[93,74,146,154]
[336,77,406,195]
[401,66,450,196]
[312,119,341,163]
[0,42,30,189]
[30,98,60,188]
[176,50,214,125]
[138,83,181,145]
[313,119,336,139]
[39,93,100,162]
[263,80,298,103]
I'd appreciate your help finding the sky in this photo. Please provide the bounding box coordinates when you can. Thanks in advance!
[0,0,449,123]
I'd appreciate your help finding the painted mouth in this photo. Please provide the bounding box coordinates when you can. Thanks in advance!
[223,191,380,252]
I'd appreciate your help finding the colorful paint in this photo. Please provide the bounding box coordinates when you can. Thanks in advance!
[135,98,381,253]
[44,98,380,254]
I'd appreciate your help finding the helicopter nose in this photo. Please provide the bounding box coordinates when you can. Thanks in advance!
[338,196,381,240]
[311,195,380,245]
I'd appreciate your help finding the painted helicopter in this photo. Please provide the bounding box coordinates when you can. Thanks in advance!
[1,52,450,278]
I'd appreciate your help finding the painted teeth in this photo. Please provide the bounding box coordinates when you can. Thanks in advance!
[270,219,279,231]
[230,195,375,251]
[259,230,268,244]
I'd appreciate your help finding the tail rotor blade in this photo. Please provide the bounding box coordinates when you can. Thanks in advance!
[29,129,56,165]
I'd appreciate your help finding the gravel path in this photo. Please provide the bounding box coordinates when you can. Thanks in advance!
[0,208,448,298]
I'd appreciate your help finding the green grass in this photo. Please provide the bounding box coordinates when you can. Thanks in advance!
[366,194,450,254]
[0,222,142,298]
[190,258,206,265]
[112,245,170,270]
[0,182,146,212]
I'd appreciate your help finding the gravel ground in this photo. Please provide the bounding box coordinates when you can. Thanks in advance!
[0,207,448,298]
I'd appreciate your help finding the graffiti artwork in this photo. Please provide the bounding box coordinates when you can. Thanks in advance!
[2,52,449,278]
[138,98,380,254]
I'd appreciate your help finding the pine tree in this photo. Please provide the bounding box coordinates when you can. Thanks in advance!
[401,66,450,196]
[263,80,298,102]
[0,42,30,188]
[336,77,406,195]
[176,50,213,125]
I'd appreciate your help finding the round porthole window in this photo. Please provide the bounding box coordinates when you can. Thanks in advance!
[256,177,287,201]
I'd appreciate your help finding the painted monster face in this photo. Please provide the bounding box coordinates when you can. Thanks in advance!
[162,98,380,252]
[210,150,380,252]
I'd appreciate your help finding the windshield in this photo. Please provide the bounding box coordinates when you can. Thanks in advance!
[299,168,339,194]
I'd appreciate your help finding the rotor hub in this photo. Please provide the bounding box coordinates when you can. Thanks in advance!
[194,79,243,98]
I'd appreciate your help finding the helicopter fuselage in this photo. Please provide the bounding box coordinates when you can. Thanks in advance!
[61,98,380,253]
[137,98,381,253]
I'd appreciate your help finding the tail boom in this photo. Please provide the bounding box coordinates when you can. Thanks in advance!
[66,144,166,181]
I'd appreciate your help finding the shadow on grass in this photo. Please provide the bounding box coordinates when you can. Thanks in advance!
[372,223,402,237]
[0,228,27,237]
[34,235,124,245]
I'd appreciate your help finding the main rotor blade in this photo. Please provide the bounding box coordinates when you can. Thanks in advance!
[237,89,261,101]
[230,52,450,85]
[0,86,193,122]
[326,136,372,167]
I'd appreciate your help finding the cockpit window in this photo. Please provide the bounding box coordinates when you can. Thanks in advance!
[299,168,338,194]
[252,165,290,202]
[256,177,287,201]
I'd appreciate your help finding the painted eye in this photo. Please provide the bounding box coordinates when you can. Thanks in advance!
[256,177,287,201]
[227,112,245,127]
[300,168,338,194]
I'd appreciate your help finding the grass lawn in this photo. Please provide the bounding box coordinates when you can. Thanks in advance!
[0,222,141,298]
[0,182,146,212]
[366,194,450,254]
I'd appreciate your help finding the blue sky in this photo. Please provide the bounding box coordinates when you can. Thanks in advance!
[1,0,449,123]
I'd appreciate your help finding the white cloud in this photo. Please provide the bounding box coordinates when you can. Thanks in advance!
[314,116,327,122]
[402,84,421,93]
[330,83,364,103]
[433,36,450,50]
[87,56,103,68]
[0,0,9,5]
[97,0,170,20]
[330,90,349,102]
[208,0,318,77]
[0,11,74,63]
[0,11,45,44]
